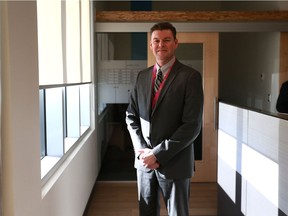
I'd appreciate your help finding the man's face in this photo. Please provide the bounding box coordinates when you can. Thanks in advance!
[150,29,178,66]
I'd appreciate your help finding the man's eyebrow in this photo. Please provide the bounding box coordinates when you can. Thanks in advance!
[153,37,172,40]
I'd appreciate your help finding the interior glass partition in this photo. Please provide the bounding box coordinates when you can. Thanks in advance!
[96,32,147,180]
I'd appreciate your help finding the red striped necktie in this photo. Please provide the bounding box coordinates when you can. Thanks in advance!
[153,68,163,96]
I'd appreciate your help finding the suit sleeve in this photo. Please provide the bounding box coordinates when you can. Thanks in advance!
[152,71,204,166]
[125,75,148,152]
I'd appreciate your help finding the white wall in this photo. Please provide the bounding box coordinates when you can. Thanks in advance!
[219,32,280,113]
[1,2,99,216]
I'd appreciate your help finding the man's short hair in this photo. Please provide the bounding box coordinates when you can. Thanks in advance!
[150,22,177,39]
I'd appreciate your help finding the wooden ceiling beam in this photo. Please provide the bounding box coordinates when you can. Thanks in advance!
[95,11,288,22]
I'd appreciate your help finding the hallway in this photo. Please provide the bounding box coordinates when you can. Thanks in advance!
[84,182,218,216]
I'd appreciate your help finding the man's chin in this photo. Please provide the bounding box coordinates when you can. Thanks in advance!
[156,55,168,61]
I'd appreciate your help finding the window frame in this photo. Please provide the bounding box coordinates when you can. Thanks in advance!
[40,82,92,179]
[37,0,94,181]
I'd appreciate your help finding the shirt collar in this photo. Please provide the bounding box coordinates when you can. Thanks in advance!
[156,57,175,76]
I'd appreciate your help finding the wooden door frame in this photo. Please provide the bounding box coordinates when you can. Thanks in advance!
[148,33,219,182]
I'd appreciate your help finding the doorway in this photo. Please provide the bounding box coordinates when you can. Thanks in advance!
[148,33,219,182]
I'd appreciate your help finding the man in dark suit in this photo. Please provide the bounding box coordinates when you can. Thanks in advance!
[126,22,204,216]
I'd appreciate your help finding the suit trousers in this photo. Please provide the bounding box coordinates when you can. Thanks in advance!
[137,169,190,216]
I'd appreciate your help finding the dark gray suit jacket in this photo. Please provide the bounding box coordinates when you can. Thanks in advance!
[126,59,204,179]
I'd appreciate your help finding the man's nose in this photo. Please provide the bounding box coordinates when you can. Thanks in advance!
[159,41,165,47]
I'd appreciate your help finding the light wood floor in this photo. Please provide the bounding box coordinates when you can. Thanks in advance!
[84,181,218,216]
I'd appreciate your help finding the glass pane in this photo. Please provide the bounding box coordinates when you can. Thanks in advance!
[96,33,147,115]
[45,87,64,157]
[81,0,92,82]
[66,0,81,83]
[96,33,148,180]
[175,43,203,76]
[39,89,46,158]
[80,84,91,133]
[66,86,80,138]
[37,0,64,85]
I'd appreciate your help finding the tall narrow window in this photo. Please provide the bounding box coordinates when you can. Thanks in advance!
[37,0,92,179]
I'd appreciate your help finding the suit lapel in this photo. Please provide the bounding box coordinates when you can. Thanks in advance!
[146,67,153,117]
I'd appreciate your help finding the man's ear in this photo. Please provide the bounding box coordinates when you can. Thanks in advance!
[174,38,179,48]
[149,41,153,51]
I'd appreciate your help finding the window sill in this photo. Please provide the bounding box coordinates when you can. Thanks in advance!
[41,156,61,179]
[64,137,77,153]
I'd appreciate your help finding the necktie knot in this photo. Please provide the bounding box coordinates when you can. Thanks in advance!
[157,69,163,80]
